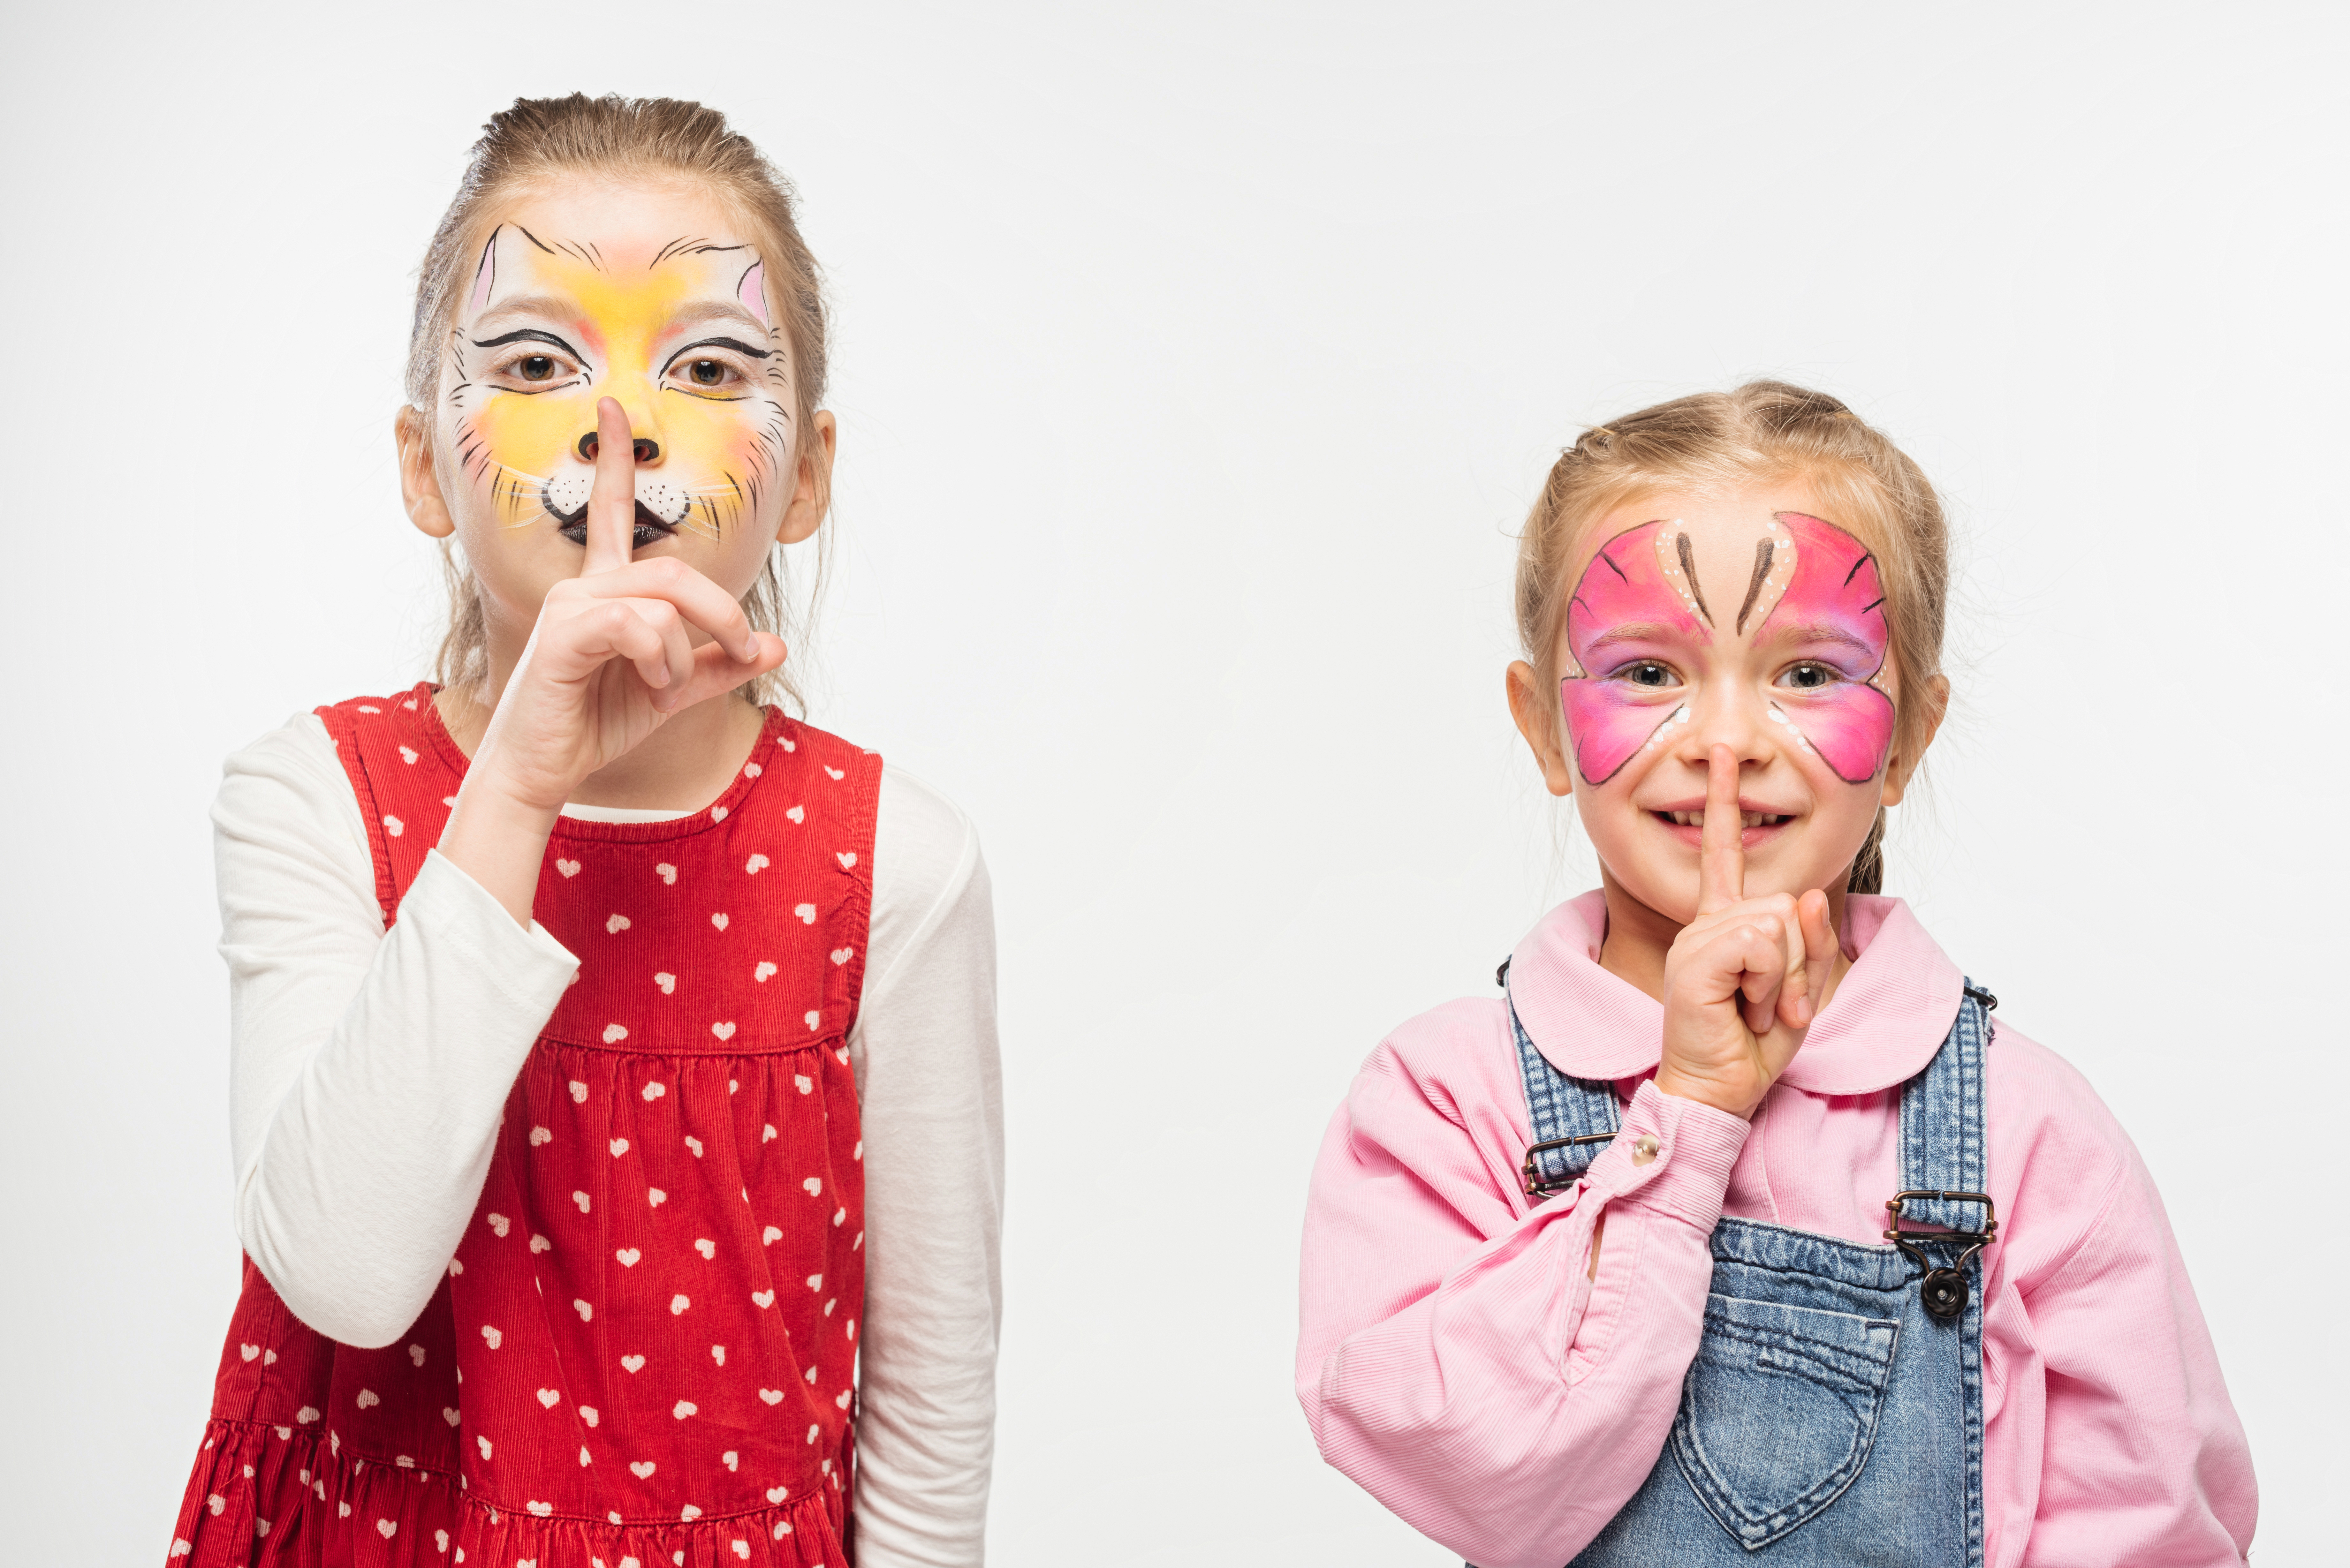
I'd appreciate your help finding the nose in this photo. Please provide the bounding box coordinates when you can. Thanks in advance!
[576,432,661,464]
[1676,676,1772,771]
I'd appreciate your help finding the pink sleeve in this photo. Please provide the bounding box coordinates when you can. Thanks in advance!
[1296,1044,1749,1568]
[2010,1146,2256,1565]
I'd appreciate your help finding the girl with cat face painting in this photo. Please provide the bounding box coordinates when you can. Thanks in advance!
[168,96,1001,1568]
[1296,385,2256,1566]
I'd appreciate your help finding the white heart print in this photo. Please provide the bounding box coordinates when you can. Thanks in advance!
[824,766,845,780]
[793,903,816,924]
[621,1355,646,1372]
[830,946,853,966]
[655,863,678,885]
[802,1177,823,1197]
[556,858,580,878]
[480,1326,501,1349]
[835,852,857,869]
[605,914,630,935]
[758,1388,785,1406]
[529,1126,552,1147]
[616,1249,641,1267]
[610,1137,630,1157]
[641,1081,666,1101]
[486,1213,510,1238]
[383,816,403,838]
[745,854,769,874]
[711,912,730,931]
[786,805,805,824]
[569,1081,589,1104]
[711,1021,738,1041]
[695,1238,717,1260]
[603,1024,628,1044]
[754,961,778,982]
[804,1011,821,1032]
[655,971,676,994]
[631,1461,657,1479]
[536,1389,560,1409]
[752,1289,776,1308]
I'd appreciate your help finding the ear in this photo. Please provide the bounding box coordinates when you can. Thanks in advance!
[1878,674,1950,806]
[395,406,455,539]
[775,410,838,547]
[1507,660,1577,799]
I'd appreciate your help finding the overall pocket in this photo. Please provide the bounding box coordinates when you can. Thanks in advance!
[1668,1293,1901,1550]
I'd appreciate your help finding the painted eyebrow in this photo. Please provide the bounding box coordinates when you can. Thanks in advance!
[1764,623,1880,658]
[1578,621,1691,652]
[469,326,588,360]
[664,335,771,365]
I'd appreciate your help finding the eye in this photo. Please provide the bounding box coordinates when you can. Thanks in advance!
[1613,660,1679,689]
[672,357,744,392]
[1778,661,1839,691]
[488,348,580,387]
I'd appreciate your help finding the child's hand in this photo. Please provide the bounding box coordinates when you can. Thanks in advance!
[467,397,784,815]
[1652,746,1838,1119]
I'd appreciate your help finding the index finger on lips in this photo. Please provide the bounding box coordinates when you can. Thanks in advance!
[1698,744,1744,914]
[581,397,636,577]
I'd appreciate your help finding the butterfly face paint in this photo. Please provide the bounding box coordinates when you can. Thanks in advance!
[1558,511,1896,786]
[442,224,794,550]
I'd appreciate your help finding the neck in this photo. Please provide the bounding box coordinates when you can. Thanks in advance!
[1595,865,1855,1007]
[437,626,769,813]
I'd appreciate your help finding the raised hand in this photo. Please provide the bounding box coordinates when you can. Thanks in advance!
[439,397,787,923]
[1652,745,1838,1119]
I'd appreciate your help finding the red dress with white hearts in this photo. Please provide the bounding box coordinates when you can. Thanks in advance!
[168,682,877,1568]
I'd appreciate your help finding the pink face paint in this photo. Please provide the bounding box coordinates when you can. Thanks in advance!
[1557,521,1705,784]
[1754,512,1896,784]
[735,261,770,328]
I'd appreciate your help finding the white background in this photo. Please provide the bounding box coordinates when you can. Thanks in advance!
[2,2,2341,1561]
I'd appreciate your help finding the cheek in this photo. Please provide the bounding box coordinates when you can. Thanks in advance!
[1560,681,1687,785]
[1773,687,1895,785]
[469,394,586,481]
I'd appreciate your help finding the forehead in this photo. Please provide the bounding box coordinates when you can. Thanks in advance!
[1570,481,1836,587]
[470,181,766,322]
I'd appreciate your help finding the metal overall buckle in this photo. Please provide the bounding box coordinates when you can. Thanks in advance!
[1884,1190,1998,1320]
[1521,1132,1615,1200]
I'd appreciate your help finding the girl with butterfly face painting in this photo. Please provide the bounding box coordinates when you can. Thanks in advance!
[167,97,1001,1568]
[1297,384,2255,1566]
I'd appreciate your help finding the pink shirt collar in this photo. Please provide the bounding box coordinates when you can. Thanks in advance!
[1506,891,1964,1096]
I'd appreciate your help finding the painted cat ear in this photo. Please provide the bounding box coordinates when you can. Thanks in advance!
[467,227,503,316]
[736,260,770,328]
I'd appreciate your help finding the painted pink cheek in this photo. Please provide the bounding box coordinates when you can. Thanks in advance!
[1777,687,1895,784]
[1561,681,1683,785]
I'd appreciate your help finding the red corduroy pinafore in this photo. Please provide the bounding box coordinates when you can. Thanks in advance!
[169,682,879,1568]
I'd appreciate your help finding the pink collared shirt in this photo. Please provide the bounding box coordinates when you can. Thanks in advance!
[1297,893,2255,1568]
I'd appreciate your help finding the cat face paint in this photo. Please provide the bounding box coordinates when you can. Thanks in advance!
[441,223,794,549]
[1558,511,1895,785]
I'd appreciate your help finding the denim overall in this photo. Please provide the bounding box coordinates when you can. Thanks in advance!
[1504,980,1998,1566]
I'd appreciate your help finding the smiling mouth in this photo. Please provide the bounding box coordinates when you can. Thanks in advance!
[548,497,678,550]
[1658,810,1793,828]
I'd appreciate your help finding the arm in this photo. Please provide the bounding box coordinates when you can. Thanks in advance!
[847,766,1004,1568]
[2015,1149,2256,1566]
[1298,1048,1748,1568]
[218,716,579,1348]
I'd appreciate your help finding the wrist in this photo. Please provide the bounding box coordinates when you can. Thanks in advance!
[1651,1066,1762,1121]
[437,776,563,927]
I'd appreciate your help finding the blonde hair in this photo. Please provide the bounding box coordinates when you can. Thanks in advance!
[1513,381,1949,893]
[407,94,831,710]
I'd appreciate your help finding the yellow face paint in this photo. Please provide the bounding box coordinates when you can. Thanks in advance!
[440,223,793,550]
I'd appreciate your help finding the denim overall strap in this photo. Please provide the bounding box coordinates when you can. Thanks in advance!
[1885,979,1997,1568]
[1507,984,1622,1198]
[1550,978,1996,1568]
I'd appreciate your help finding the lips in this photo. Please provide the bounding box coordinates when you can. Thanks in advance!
[550,497,678,550]
[1659,809,1792,828]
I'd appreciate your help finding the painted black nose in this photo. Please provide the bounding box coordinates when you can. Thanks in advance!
[577,433,661,464]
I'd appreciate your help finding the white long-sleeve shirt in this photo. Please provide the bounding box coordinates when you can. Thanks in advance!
[213,712,1002,1568]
